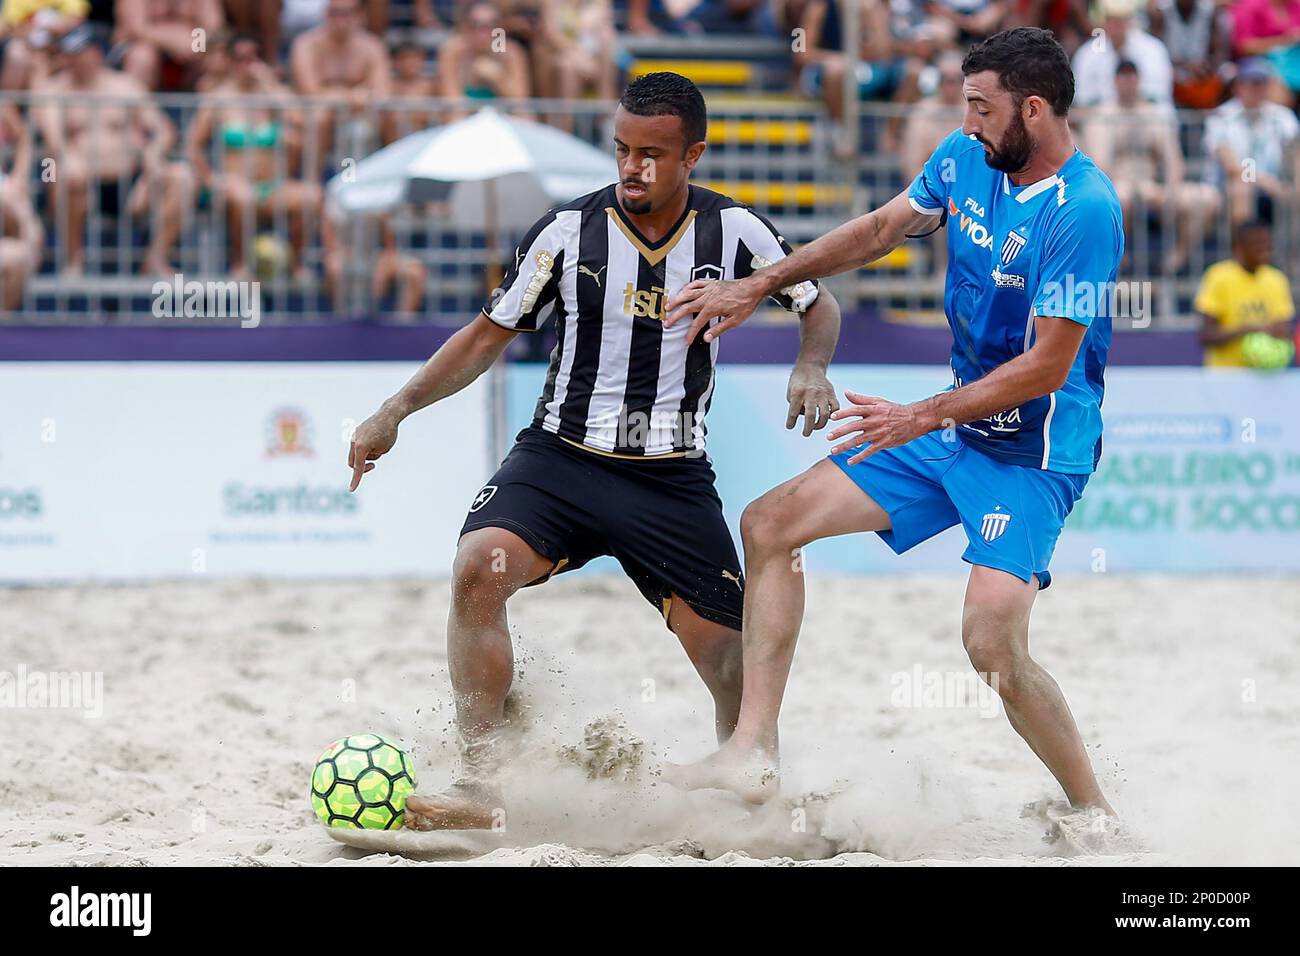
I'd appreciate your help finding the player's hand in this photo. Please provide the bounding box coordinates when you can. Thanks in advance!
[662,276,765,345]
[786,364,840,436]
[348,410,400,491]
[827,389,924,465]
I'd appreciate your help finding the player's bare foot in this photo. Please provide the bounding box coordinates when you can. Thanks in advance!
[403,780,504,831]
[1091,796,1118,818]
[662,745,780,804]
[1046,805,1134,854]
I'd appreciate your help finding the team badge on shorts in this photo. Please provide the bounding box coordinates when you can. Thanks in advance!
[980,507,1012,542]
[469,485,498,513]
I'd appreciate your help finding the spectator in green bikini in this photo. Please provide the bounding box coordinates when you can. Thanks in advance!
[187,34,322,281]
[437,1,531,123]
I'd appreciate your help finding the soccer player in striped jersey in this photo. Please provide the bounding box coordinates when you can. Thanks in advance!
[347,72,844,830]
[665,29,1124,834]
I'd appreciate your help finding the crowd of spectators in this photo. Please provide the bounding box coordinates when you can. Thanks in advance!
[0,0,1294,337]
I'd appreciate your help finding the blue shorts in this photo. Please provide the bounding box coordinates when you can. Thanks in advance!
[830,431,1089,589]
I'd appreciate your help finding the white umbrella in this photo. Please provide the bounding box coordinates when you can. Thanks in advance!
[326,106,616,231]
[326,108,616,465]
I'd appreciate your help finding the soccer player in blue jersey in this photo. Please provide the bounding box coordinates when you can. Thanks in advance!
[663,28,1123,823]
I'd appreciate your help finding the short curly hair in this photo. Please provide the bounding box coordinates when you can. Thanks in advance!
[962,28,1075,116]
[618,72,708,148]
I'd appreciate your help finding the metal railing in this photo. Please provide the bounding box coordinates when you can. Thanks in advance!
[0,91,1289,328]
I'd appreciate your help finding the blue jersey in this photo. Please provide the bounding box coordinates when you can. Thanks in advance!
[907,129,1124,474]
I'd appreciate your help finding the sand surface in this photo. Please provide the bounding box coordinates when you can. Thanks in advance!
[2,572,1297,866]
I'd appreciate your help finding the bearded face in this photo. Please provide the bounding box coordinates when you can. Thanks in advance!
[978,106,1035,174]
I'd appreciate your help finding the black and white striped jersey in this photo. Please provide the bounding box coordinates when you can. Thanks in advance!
[482,183,818,458]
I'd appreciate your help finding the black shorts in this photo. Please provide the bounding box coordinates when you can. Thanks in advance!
[460,426,744,630]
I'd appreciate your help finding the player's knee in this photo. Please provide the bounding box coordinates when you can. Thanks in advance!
[961,609,1027,696]
[451,534,524,609]
[740,494,792,555]
[963,637,1023,700]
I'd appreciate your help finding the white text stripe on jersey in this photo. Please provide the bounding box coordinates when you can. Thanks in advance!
[540,210,582,432]
[1040,391,1057,469]
[581,212,642,450]
[649,221,697,454]
[693,333,719,449]
[490,217,563,329]
[1015,174,1060,204]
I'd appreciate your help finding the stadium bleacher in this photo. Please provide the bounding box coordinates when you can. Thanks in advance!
[0,0,1294,330]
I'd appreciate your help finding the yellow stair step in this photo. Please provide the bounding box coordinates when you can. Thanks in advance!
[865,245,913,269]
[696,181,851,207]
[705,93,815,110]
[631,60,753,87]
[707,119,813,146]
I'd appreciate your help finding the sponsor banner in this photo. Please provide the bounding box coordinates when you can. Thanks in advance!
[1057,368,1300,572]
[510,364,1300,574]
[6,363,1296,581]
[0,363,489,581]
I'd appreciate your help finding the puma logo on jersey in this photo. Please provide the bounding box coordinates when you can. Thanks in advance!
[722,569,743,589]
[578,264,606,287]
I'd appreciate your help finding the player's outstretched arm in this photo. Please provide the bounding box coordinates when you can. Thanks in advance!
[787,290,842,436]
[663,191,939,345]
[348,312,517,491]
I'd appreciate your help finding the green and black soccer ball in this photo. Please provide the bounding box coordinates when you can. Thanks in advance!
[310,734,417,830]
[1241,331,1295,370]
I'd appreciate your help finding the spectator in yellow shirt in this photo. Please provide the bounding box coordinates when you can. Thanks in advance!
[1196,220,1296,367]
